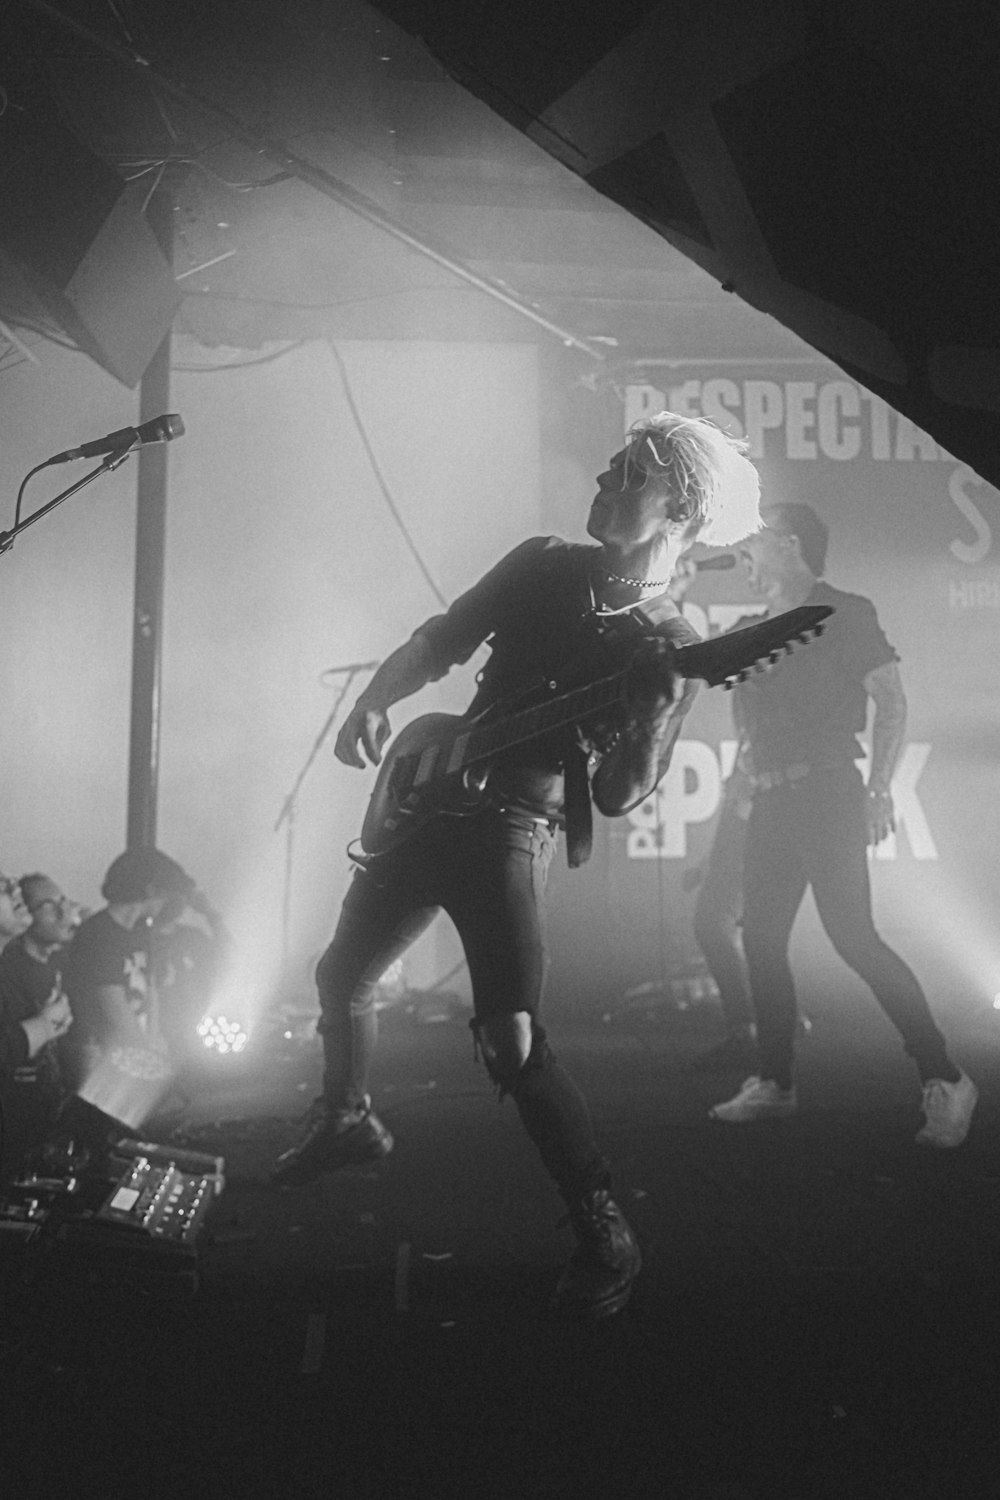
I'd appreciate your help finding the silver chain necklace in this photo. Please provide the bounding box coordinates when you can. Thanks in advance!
[603,569,670,589]
[588,574,666,619]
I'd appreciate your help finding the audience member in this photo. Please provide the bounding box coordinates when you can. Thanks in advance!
[63,848,197,1104]
[0,873,75,1178]
[0,872,30,949]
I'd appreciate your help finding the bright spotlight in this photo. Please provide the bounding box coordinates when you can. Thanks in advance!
[992,993,1000,1011]
[197,1013,251,1056]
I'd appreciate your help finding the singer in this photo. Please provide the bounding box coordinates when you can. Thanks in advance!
[705,503,977,1146]
[270,413,763,1320]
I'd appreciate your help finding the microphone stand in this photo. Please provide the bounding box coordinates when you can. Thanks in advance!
[274,663,373,982]
[1,450,135,557]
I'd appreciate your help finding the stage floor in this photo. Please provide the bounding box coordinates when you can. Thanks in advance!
[2,993,998,1499]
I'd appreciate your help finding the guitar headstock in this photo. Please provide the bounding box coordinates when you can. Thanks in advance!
[675,604,834,690]
[722,615,829,690]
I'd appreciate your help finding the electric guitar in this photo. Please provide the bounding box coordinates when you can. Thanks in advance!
[359,604,832,856]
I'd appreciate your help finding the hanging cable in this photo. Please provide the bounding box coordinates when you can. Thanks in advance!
[328,340,448,609]
[172,340,305,372]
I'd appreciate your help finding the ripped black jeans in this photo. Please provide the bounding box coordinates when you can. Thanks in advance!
[315,805,610,1200]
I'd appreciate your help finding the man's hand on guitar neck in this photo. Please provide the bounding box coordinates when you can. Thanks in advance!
[623,637,680,719]
[590,640,688,818]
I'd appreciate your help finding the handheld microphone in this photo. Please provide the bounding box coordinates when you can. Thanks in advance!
[694,554,737,571]
[47,414,185,464]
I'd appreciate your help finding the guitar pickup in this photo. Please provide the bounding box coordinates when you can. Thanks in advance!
[413,745,442,786]
[445,734,470,776]
[388,759,413,793]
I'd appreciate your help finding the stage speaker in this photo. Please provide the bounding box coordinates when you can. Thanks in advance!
[0,107,181,387]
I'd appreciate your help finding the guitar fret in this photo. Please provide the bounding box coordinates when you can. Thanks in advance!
[413,743,441,786]
[445,734,470,776]
[465,676,623,765]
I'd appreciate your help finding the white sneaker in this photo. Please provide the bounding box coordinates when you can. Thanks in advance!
[915,1071,978,1148]
[709,1075,798,1124]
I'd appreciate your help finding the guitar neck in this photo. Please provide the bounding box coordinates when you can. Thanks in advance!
[463,673,624,766]
[455,604,832,771]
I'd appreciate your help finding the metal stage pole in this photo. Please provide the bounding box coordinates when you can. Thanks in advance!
[126,184,175,850]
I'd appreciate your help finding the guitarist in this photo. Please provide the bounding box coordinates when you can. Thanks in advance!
[272,412,763,1319]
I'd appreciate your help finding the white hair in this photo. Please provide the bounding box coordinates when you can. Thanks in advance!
[625,412,763,547]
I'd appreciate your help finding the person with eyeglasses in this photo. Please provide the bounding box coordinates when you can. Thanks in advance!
[270,412,763,1321]
[0,874,76,1179]
[708,504,977,1147]
[0,873,31,949]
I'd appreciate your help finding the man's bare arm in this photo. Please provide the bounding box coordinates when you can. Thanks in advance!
[864,659,907,844]
[334,634,437,768]
[865,660,907,789]
[19,989,73,1059]
[592,668,698,816]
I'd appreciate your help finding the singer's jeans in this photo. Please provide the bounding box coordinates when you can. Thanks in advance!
[314,805,610,1199]
[741,764,953,1090]
[693,782,754,1033]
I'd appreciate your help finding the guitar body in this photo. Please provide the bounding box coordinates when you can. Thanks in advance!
[360,712,495,856]
[357,603,834,858]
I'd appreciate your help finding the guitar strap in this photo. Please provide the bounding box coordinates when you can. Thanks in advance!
[559,597,656,870]
[562,739,594,869]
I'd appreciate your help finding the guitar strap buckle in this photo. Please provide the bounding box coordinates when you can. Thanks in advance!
[347,841,382,877]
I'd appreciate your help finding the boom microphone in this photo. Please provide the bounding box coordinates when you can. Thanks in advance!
[694,554,737,571]
[321,660,381,675]
[47,414,185,464]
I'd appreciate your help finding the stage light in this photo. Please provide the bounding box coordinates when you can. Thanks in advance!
[885,869,1000,1026]
[197,857,287,1044]
[196,1013,250,1056]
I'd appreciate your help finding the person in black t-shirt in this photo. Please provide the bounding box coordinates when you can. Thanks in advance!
[0,873,76,1179]
[271,411,764,1320]
[660,562,762,1073]
[709,504,977,1148]
[63,849,199,1125]
[659,566,813,1076]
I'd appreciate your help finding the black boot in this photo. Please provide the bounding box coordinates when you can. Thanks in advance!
[553,1188,641,1320]
[271,1095,393,1187]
